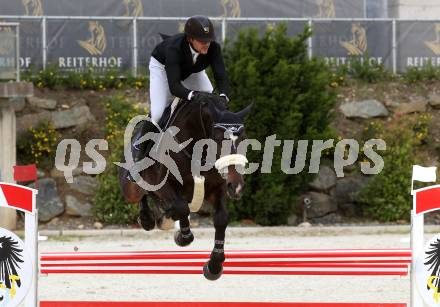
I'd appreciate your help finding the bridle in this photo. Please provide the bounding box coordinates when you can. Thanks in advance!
[174,101,248,179]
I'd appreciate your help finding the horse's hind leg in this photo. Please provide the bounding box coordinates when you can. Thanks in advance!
[203,195,228,281]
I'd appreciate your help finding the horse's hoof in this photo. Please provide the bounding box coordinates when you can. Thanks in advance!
[203,262,223,281]
[137,216,155,231]
[174,230,194,247]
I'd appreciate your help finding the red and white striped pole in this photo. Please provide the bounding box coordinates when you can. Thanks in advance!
[411,165,438,307]
[0,182,39,307]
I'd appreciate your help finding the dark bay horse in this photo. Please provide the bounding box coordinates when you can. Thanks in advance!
[118,93,251,280]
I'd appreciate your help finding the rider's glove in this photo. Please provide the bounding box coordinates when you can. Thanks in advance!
[188,91,198,101]
[219,93,229,107]
[219,94,229,103]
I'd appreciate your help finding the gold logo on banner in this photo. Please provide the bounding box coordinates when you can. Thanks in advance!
[77,21,107,56]
[425,23,440,55]
[0,26,14,55]
[22,0,43,16]
[178,21,185,33]
[340,23,367,55]
[122,0,143,17]
[316,0,335,18]
[221,0,241,17]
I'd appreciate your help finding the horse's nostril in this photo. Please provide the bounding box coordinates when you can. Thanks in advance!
[227,182,243,197]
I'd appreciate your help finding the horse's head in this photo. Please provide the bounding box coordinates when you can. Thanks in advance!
[210,101,252,200]
[177,93,251,199]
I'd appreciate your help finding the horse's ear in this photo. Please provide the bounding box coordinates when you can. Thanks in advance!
[235,103,253,120]
[159,33,171,40]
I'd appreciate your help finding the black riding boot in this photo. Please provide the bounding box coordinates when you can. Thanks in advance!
[132,120,152,163]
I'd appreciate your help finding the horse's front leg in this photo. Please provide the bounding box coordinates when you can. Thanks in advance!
[171,198,194,247]
[203,194,228,281]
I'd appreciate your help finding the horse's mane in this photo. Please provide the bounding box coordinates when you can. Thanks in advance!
[180,93,228,121]
[169,93,242,136]
[191,93,227,111]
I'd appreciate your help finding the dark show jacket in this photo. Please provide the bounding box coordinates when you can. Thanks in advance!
[151,33,230,99]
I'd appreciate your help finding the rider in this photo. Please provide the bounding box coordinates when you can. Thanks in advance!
[131,15,231,162]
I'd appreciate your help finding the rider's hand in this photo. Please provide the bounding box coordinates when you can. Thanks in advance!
[188,91,200,101]
[219,94,229,107]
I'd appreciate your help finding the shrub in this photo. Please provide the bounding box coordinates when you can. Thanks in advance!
[401,64,440,84]
[23,66,148,91]
[334,55,394,84]
[223,23,337,225]
[32,64,61,89]
[93,94,147,224]
[357,114,431,222]
[17,121,59,170]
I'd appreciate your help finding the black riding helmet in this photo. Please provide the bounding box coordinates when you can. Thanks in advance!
[184,15,215,42]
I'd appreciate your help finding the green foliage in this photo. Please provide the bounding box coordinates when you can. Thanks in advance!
[357,114,431,222]
[401,64,440,84]
[17,121,59,170]
[32,64,61,89]
[23,66,148,91]
[334,55,394,84]
[223,23,337,225]
[93,94,147,224]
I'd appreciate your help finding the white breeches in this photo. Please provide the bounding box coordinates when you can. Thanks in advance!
[149,56,213,123]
